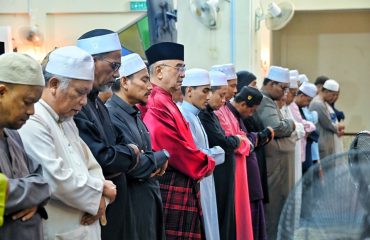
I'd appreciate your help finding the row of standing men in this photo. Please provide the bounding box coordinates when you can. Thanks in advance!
[0,28,344,240]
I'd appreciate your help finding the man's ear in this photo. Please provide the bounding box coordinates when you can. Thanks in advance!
[155,65,163,80]
[0,84,7,96]
[120,77,129,90]
[48,77,60,95]
[186,86,193,97]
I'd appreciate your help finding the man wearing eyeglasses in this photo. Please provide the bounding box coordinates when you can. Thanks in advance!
[251,66,296,240]
[143,42,215,240]
[74,29,140,240]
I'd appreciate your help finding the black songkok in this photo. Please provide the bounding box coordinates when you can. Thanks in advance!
[235,86,263,107]
[145,42,184,66]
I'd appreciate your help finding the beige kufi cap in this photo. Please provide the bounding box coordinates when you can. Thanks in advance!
[0,53,44,86]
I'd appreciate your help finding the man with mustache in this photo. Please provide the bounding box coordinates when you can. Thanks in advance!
[74,29,140,240]
[106,53,169,240]
[252,66,295,239]
[143,42,215,239]
[179,69,225,240]
[0,53,50,239]
[19,46,117,240]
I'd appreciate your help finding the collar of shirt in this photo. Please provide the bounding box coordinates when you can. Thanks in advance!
[226,101,240,119]
[227,101,248,132]
[261,90,273,99]
[181,101,200,116]
[152,84,173,99]
[110,94,139,117]
[39,99,62,122]
[205,104,215,113]
[88,88,99,101]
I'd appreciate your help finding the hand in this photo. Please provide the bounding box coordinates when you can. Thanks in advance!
[267,127,275,140]
[81,197,106,226]
[12,206,37,221]
[338,129,345,137]
[103,180,117,203]
[127,143,140,156]
[337,122,345,136]
[150,159,168,177]
[150,168,162,178]
[158,160,168,176]
[236,135,247,142]
[318,163,324,180]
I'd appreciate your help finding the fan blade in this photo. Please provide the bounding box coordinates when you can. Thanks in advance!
[266,1,295,31]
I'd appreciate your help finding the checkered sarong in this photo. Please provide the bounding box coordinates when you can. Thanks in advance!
[160,170,204,239]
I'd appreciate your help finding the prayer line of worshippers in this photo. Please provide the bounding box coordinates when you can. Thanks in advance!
[0,28,345,240]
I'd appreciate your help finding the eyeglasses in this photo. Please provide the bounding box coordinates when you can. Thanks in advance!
[160,64,186,73]
[101,59,121,72]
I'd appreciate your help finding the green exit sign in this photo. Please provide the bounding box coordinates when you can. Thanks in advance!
[130,1,147,11]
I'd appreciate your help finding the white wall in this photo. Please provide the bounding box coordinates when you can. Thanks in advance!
[0,0,144,60]
[177,0,254,72]
[178,0,370,83]
[177,0,370,133]
[272,11,370,132]
[284,0,370,11]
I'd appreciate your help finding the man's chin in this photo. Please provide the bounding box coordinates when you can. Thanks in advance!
[59,115,74,122]
[98,84,111,92]
[139,100,148,106]
[9,121,26,130]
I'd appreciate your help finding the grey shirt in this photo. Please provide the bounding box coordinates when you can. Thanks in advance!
[0,129,50,240]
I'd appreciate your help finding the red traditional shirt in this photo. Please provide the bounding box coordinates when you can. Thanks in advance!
[143,85,215,180]
[215,104,254,240]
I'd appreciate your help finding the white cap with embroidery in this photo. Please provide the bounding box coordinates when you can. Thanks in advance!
[209,71,228,87]
[119,53,146,77]
[182,68,210,87]
[46,46,94,81]
[323,79,339,92]
[299,82,317,98]
[210,63,237,80]
[267,66,290,83]
[298,74,309,84]
[76,32,121,55]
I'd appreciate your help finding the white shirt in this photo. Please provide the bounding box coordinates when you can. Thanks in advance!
[180,101,224,240]
[19,100,105,240]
